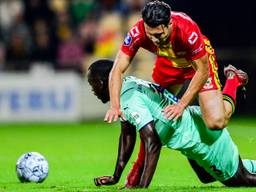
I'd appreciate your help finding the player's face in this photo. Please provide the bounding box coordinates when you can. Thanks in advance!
[144,23,171,47]
[88,73,109,103]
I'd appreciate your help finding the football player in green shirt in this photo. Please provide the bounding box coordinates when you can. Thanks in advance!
[88,59,256,188]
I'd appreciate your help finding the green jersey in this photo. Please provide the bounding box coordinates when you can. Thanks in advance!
[120,76,239,181]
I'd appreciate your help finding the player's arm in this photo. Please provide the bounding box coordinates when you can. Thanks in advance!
[104,51,132,123]
[164,54,209,120]
[94,121,136,186]
[179,54,209,107]
[138,122,162,188]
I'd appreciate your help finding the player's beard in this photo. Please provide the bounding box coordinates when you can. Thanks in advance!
[101,97,109,104]
[159,37,170,48]
[100,93,110,104]
[155,36,170,48]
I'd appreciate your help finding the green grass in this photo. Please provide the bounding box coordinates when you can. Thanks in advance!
[0,116,256,192]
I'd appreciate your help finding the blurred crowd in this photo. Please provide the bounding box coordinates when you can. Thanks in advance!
[0,0,154,78]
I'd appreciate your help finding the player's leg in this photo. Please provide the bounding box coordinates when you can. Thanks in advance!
[222,65,248,116]
[198,41,226,130]
[222,157,256,187]
[198,40,248,130]
[188,159,216,184]
[199,90,227,130]
[242,159,256,174]
[125,140,145,187]
[199,67,248,130]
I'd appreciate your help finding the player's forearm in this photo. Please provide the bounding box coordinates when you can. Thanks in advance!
[179,70,208,107]
[113,123,136,181]
[179,56,209,107]
[109,67,122,109]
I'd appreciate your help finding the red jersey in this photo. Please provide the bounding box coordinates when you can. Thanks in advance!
[121,11,207,69]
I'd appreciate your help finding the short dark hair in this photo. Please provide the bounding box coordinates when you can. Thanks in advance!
[142,1,171,27]
[88,59,113,81]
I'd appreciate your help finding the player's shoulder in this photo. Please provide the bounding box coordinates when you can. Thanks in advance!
[121,76,151,96]
[123,76,152,87]
[122,76,141,89]
[122,19,145,48]
[121,76,138,95]
[172,11,199,30]
[171,11,202,43]
[128,19,145,38]
[171,11,194,23]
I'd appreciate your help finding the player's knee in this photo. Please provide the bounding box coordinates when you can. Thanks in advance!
[205,117,227,130]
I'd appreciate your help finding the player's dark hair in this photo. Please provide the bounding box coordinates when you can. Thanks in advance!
[88,59,113,82]
[142,1,171,27]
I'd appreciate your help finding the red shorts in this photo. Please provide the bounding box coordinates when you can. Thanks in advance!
[152,39,221,92]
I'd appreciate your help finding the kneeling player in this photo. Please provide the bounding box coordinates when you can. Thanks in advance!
[89,59,256,188]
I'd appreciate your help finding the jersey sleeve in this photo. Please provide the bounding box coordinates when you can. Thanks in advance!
[121,21,144,58]
[121,91,153,131]
[182,19,206,60]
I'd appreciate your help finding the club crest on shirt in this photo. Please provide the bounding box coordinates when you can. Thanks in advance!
[123,33,132,46]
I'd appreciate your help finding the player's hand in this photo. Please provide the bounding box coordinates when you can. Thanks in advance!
[94,176,117,186]
[104,107,126,123]
[163,103,185,121]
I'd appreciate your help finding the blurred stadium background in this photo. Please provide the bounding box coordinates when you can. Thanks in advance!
[0,0,255,120]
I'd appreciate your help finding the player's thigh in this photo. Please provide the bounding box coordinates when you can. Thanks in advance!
[198,90,225,126]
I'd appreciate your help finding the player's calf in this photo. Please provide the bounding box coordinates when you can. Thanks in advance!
[125,161,143,188]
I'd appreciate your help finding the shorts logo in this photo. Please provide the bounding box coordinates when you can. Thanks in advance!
[123,33,132,46]
[130,111,141,125]
[203,77,213,89]
[188,32,198,45]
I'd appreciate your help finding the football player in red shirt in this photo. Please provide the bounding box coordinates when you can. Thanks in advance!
[103,1,248,188]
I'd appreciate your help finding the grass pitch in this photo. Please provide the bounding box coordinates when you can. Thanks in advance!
[0,116,256,192]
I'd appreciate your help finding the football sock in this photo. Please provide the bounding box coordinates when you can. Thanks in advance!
[136,140,145,168]
[222,72,240,113]
[126,141,145,187]
[242,159,256,174]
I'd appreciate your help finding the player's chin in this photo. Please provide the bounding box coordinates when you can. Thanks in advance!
[101,97,109,104]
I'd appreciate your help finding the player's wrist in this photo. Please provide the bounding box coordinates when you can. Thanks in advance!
[110,105,120,111]
[113,174,120,182]
[178,100,187,109]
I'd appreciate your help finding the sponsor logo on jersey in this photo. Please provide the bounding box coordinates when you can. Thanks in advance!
[188,32,198,45]
[123,33,132,46]
[191,43,204,55]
